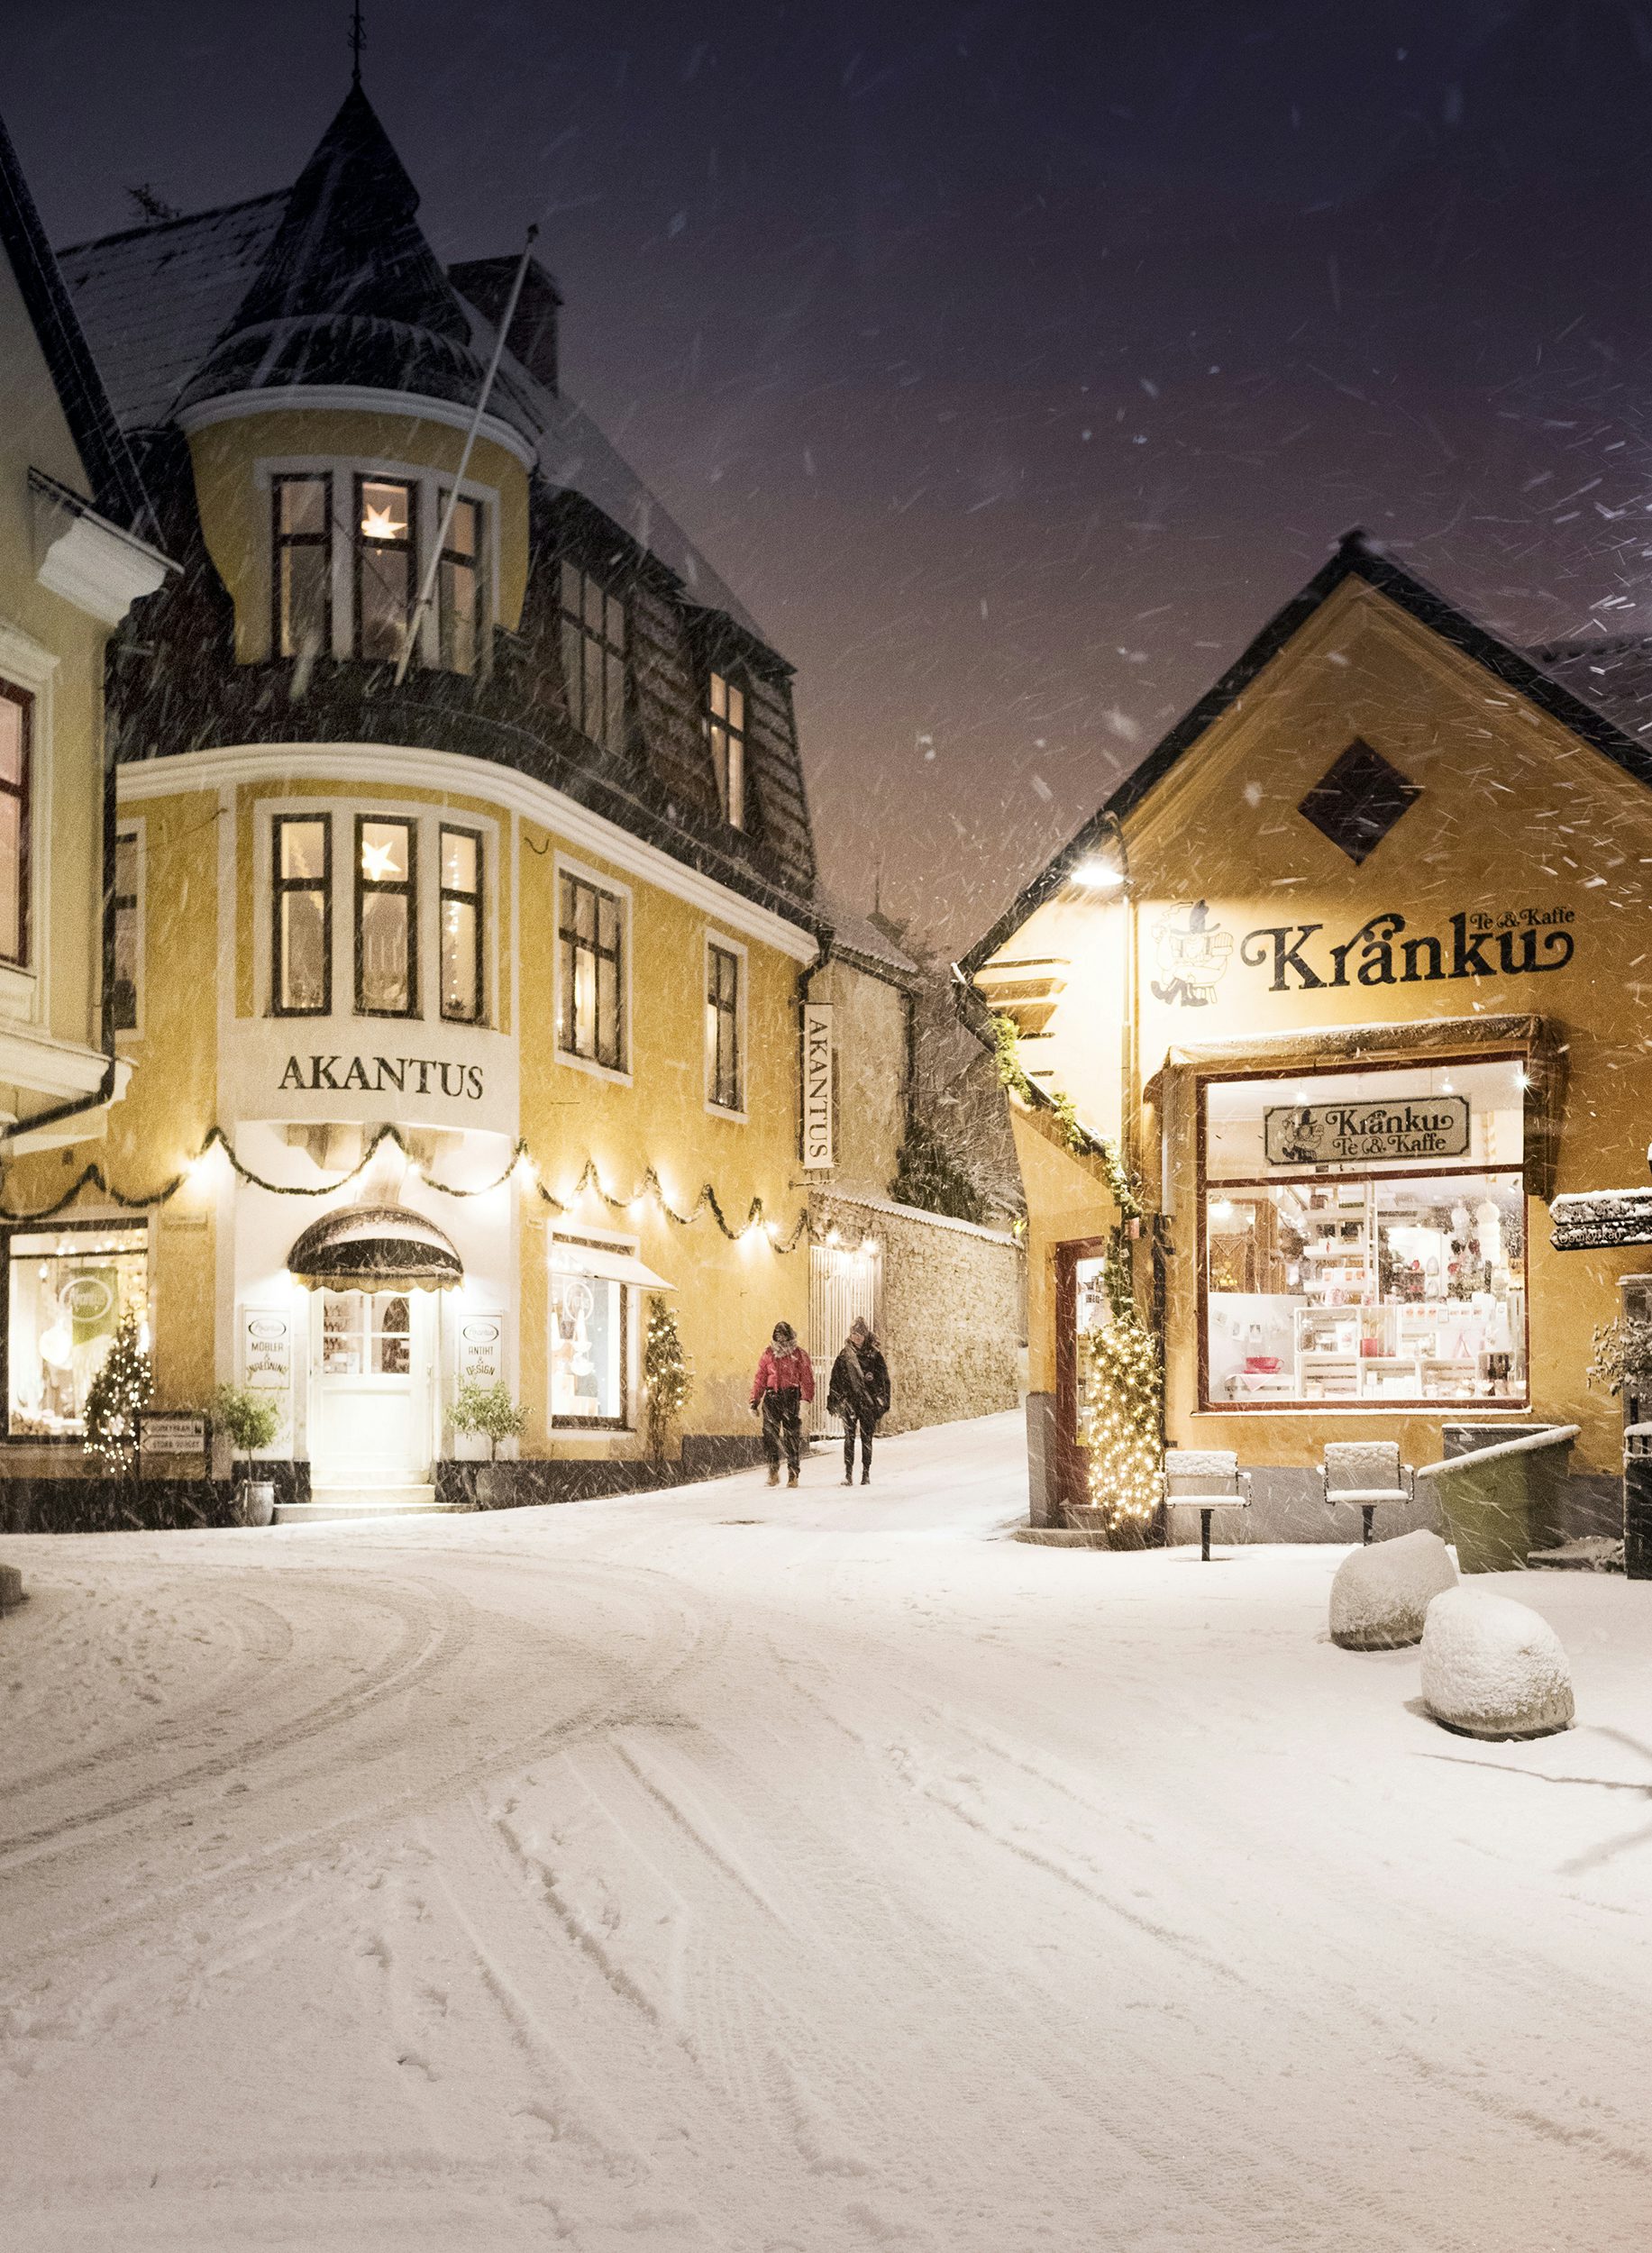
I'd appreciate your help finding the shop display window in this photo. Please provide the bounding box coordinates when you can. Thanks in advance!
[1200,1058,1528,1409]
[550,1268,626,1426]
[7,1224,149,1437]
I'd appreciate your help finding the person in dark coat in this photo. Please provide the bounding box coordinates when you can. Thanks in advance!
[827,1316,890,1486]
[750,1320,815,1486]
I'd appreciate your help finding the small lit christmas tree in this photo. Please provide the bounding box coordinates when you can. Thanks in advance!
[82,1310,153,1482]
[1078,1242,1164,1537]
[643,1295,691,1459]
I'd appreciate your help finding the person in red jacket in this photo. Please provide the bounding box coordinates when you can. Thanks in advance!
[750,1320,815,1487]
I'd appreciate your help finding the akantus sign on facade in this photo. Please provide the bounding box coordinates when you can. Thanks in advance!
[801,1005,834,1168]
[1264,1096,1471,1167]
[278,1054,485,1099]
[1239,906,1575,992]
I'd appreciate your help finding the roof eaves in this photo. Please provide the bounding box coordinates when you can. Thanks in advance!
[0,107,156,538]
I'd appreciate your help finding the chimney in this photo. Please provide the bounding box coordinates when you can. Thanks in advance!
[450,253,561,395]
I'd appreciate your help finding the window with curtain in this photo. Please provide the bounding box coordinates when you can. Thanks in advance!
[0,682,29,968]
[558,870,625,1070]
[440,824,484,1023]
[272,815,331,1015]
[707,941,743,1111]
[558,561,626,754]
[705,671,746,828]
[355,477,415,661]
[356,817,417,1017]
[272,474,332,660]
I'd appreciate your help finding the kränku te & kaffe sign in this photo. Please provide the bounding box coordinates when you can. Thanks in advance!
[1264,1096,1471,1167]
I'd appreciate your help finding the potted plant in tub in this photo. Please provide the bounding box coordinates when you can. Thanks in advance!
[213,1383,283,1526]
[450,1379,526,1506]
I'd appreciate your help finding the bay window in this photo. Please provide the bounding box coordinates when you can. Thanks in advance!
[0,680,30,968]
[272,474,331,661]
[354,476,415,661]
[440,824,484,1022]
[438,493,483,674]
[355,816,416,1017]
[8,1223,149,1437]
[1200,1056,1528,1409]
[272,815,331,1015]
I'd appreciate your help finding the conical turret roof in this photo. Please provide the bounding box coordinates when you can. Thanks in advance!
[175,85,536,443]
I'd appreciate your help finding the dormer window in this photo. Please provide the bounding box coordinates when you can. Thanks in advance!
[273,474,332,660]
[559,561,626,756]
[706,670,746,829]
[355,477,415,661]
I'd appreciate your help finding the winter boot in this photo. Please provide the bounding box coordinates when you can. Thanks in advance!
[861,1468,871,1485]
[766,1465,780,1488]
[787,1469,799,1488]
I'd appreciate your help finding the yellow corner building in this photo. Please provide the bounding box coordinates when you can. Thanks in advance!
[967,532,1652,1540]
[3,87,827,1519]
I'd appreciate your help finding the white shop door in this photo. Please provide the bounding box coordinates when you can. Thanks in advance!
[808,1241,880,1437]
[311,1291,434,1487]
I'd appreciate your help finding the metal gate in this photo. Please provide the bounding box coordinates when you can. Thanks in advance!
[808,1239,881,1437]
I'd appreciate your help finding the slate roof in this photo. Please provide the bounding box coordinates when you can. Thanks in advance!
[961,530,1652,977]
[0,105,154,534]
[817,895,920,986]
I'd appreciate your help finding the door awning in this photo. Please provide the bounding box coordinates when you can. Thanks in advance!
[550,1239,674,1291]
[288,1203,463,1293]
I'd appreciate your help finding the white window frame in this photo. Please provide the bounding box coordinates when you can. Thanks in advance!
[252,455,501,670]
[703,928,748,1122]
[547,1225,641,1432]
[257,798,500,1026]
[553,852,633,1086]
[113,816,145,1042]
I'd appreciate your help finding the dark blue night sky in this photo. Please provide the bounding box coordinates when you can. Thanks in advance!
[5,0,1649,944]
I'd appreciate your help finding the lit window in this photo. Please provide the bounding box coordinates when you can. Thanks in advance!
[0,683,30,968]
[272,474,332,660]
[438,494,483,675]
[558,561,626,754]
[550,1261,627,1426]
[1200,1059,1529,1409]
[440,824,484,1023]
[7,1224,148,1437]
[112,826,141,1034]
[321,1291,411,1377]
[706,671,745,828]
[355,477,415,661]
[558,870,625,1071]
[272,815,331,1016]
[356,817,416,1017]
[707,940,742,1111]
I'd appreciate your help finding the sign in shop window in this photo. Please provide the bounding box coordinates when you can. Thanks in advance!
[1201,1058,1528,1410]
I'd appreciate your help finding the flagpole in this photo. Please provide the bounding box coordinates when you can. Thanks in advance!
[393,223,538,688]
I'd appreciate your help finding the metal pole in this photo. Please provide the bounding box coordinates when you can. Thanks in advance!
[393,223,538,687]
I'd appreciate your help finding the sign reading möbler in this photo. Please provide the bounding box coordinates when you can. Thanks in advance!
[1264,1096,1471,1167]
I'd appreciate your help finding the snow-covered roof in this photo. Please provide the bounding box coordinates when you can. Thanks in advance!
[818,895,920,984]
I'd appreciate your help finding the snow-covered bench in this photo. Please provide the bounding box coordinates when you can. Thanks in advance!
[1320,1439,1414,1548]
[1164,1449,1250,1562]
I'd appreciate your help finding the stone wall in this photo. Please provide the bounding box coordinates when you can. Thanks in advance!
[813,1190,1024,1433]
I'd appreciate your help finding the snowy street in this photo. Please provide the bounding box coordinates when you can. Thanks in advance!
[4,1414,1651,2250]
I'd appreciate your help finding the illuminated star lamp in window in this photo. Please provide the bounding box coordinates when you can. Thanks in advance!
[361,499,404,542]
[361,840,400,881]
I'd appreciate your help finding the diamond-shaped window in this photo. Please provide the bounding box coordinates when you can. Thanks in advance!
[1297,738,1420,864]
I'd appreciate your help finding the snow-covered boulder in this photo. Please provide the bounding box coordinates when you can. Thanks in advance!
[1329,1528,1456,1650]
[0,1561,22,1612]
[1419,1589,1574,1740]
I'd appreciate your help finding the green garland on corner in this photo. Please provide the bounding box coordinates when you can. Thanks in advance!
[1078,1234,1164,1534]
[0,1122,813,1250]
[988,1014,1144,1221]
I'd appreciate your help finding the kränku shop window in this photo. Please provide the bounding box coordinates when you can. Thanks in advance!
[0,681,30,969]
[272,474,332,661]
[705,670,746,829]
[440,824,484,1023]
[112,825,141,1034]
[558,870,625,1071]
[707,940,743,1111]
[1200,1057,1528,1409]
[355,476,415,661]
[7,1224,149,1438]
[356,817,417,1017]
[273,815,331,1015]
[558,561,626,755]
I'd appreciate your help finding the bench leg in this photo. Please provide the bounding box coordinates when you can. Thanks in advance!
[1200,1506,1212,1563]
[1362,1504,1375,1547]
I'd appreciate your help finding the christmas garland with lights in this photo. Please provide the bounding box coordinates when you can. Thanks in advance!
[0,1122,812,1250]
[1078,1235,1165,1534]
[987,1014,1144,1220]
